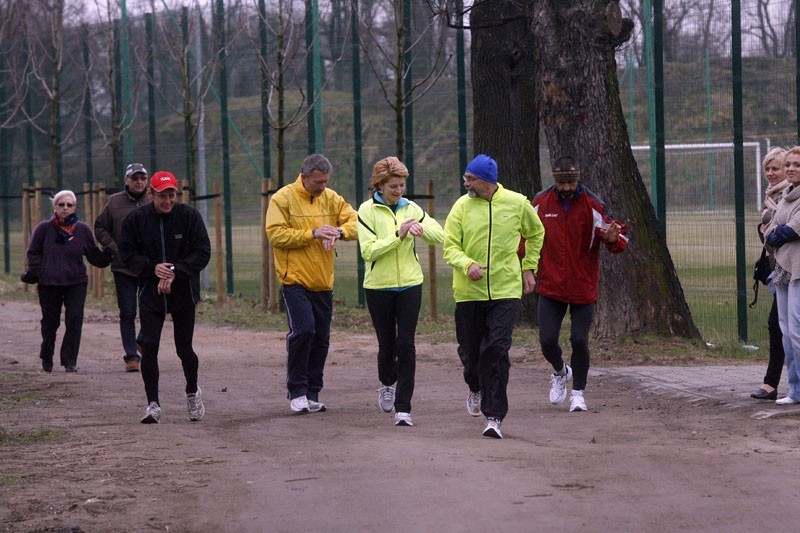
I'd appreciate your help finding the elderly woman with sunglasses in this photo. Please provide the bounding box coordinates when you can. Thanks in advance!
[25,190,112,372]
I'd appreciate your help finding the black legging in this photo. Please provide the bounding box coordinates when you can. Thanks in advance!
[365,285,422,413]
[538,294,595,391]
[764,295,785,389]
[139,305,199,405]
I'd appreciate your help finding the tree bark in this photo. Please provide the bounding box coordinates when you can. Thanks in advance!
[470,0,541,200]
[534,0,700,338]
[470,0,542,323]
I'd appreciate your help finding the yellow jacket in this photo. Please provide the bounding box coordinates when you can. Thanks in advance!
[266,175,358,291]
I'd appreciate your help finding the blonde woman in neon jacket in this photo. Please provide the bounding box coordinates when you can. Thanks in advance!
[357,156,444,427]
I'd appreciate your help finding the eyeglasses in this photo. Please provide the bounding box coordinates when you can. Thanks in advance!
[57,202,75,208]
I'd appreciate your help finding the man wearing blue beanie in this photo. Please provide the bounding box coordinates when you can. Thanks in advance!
[444,154,545,439]
[464,154,498,186]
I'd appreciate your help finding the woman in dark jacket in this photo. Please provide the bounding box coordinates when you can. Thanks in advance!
[25,190,111,372]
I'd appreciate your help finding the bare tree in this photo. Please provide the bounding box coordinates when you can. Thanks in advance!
[135,3,228,190]
[747,0,794,58]
[356,0,453,161]
[78,0,152,182]
[11,0,89,188]
[245,0,348,187]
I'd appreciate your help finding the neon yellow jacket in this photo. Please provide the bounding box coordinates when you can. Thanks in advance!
[444,184,544,302]
[266,175,358,291]
[357,194,444,290]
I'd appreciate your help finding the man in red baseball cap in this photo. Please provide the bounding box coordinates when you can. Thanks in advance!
[120,171,211,424]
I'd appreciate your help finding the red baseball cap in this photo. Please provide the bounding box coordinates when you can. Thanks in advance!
[150,171,179,192]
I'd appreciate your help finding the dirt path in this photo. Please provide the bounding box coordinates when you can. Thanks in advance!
[1,299,799,532]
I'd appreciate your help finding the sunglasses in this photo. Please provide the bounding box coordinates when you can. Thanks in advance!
[57,202,75,208]
[129,175,148,181]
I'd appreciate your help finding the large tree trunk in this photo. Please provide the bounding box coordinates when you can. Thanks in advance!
[534,1,700,338]
[470,0,541,200]
[470,0,541,323]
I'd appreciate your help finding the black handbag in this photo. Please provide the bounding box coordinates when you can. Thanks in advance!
[749,247,772,308]
[20,269,39,284]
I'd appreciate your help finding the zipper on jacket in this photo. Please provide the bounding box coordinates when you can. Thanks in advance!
[159,218,169,314]
[486,200,492,300]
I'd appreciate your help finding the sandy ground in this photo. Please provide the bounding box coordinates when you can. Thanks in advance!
[1,299,800,532]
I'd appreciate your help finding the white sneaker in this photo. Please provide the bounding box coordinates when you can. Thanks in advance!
[482,417,503,439]
[394,412,413,426]
[378,385,395,413]
[466,391,481,416]
[569,390,587,412]
[187,387,205,421]
[290,395,310,413]
[308,399,327,412]
[549,364,573,404]
[775,396,800,405]
[140,401,162,424]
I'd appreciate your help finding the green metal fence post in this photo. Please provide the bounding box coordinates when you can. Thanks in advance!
[305,0,323,153]
[403,0,414,195]
[258,0,271,182]
[181,8,191,187]
[731,0,747,342]
[216,0,234,295]
[456,0,468,193]
[82,28,93,191]
[120,0,132,163]
[113,20,123,186]
[653,0,666,236]
[146,13,157,172]
[645,0,657,215]
[352,0,365,306]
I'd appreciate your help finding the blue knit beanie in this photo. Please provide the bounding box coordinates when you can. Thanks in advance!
[465,154,498,184]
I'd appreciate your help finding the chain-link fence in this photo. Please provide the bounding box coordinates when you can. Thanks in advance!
[1,0,798,345]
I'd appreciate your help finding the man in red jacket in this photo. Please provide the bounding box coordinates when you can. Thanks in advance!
[533,156,627,412]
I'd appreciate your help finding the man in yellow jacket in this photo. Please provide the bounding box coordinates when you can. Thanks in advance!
[444,154,545,439]
[266,154,358,413]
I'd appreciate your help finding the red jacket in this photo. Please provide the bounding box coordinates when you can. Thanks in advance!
[532,185,627,304]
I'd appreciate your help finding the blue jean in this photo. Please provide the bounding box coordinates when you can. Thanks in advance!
[113,271,142,362]
[282,284,333,402]
[775,281,800,400]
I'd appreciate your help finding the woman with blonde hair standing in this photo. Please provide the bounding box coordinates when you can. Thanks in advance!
[751,147,787,400]
[357,156,444,426]
[766,146,800,404]
[25,190,112,372]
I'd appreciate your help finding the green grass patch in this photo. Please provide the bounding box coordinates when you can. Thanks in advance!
[0,475,22,487]
[0,392,43,410]
[0,427,67,446]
